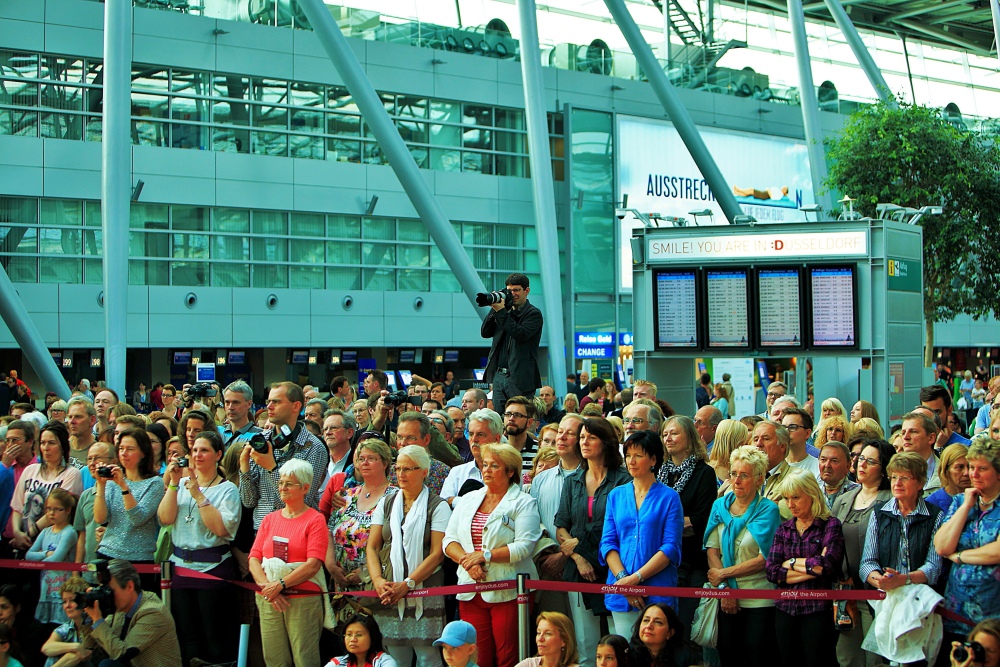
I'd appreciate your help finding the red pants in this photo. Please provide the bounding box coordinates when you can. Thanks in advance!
[459,594,519,667]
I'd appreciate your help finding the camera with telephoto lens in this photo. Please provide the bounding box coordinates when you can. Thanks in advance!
[187,382,217,399]
[248,433,269,454]
[475,288,512,308]
[176,457,189,468]
[383,390,414,408]
[97,466,114,478]
[76,561,115,618]
[953,641,986,664]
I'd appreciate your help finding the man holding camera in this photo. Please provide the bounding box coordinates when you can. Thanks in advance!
[238,382,329,529]
[480,272,543,417]
[82,559,182,667]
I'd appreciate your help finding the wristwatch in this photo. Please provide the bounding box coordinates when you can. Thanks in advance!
[483,549,492,565]
[788,558,797,569]
[405,578,416,590]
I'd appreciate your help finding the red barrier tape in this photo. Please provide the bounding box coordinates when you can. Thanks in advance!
[0,558,974,626]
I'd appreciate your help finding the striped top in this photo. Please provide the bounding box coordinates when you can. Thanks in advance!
[471,510,490,552]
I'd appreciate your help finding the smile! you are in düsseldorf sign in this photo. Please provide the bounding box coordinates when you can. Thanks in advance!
[616,116,816,289]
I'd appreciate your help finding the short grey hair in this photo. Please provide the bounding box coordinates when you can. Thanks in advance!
[626,399,663,431]
[223,380,253,402]
[703,406,724,427]
[108,559,142,593]
[431,409,454,435]
[397,445,430,470]
[772,395,801,410]
[305,398,328,413]
[324,409,357,431]
[468,409,503,436]
[67,396,96,417]
[398,411,431,438]
[279,459,314,489]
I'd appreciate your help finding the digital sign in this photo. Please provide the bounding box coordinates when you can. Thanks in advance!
[758,268,802,348]
[810,266,857,347]
[653,270,699,348]
[705,269,749,348]
[646,231,868,263]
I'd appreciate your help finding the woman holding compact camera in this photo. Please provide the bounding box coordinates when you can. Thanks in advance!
[950,619,1000,667]
[158,429,241,667]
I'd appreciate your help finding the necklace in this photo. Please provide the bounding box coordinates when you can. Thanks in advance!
[363,481,387,499]
[979,491,1000,509]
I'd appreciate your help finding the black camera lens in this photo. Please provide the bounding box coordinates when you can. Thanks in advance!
[177,457,189,468]
[97,466,113,478]
[383,390,410,407]
[248,433,269,454]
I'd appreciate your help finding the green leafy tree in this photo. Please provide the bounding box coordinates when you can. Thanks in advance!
[825,99,1000,366]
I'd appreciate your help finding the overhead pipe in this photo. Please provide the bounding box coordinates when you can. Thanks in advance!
[823,0,897,105]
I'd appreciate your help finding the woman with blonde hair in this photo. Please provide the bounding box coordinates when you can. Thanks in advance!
[708,420,749,495]
[563,394,580,415]
[926,443,970,512]
[814,415,853,451]
[819,398,847,423]
[853,417,883,439]
[765,470,844,667]
[526,446,560,492]
[514,611,579,667]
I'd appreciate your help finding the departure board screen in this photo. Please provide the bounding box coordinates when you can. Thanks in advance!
[705,269,749,347]
[810,266,857,347]
[758,268,802,347]
[654,270,699,348]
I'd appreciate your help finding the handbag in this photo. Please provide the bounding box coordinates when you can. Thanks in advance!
[833,576,860,631]
[690,584,720,648]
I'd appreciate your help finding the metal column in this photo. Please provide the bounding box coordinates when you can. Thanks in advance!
[101,0,132,397]
[823,0,896,105]
[516,0,567,391]
[0,269,70,400]
[604,0,744,224]
[295,0,489,318]
[992,0,1000,65]
[788,0,833,212]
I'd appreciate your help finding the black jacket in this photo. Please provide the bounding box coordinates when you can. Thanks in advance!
[481,300,543,393]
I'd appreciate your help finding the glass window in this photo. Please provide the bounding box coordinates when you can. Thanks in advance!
[252,210,287,236]
[172,233,209,260]
[398,220,427,242]
[463,105,493,127]
[130,203,168,229]
[326,266,360,289]
[213,208,249,234]
[327,241,359,264]
[290,213,324,237]
[173,206,209,231]
[212,236,248,261]
[363,267,395,290]
[398,243,429,267]
[290,264,324,289]
[84,201,101,226]
[84,258,102,284]
[398,269,428,291]
[361,242,395,265]
[212,263,249,287]
[252,263,287,288]
[171,260,208,286]
[328,215,361,238]
[462,222,493,246]
[362,218,395,240]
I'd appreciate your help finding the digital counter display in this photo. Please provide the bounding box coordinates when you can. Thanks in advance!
[654,271,699,348]
[706,270,749,347]
[758,268,802,347]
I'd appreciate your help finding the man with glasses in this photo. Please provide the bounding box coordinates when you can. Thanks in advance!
[0,420,38,558]
[238,382,329,530]
[781,407,819,477]
[758,380,787,419]
[442,409,501,507]
[899,411,942,495]
[622,398,663,437]
[501,396,538,478]
[388,412,449,494]
[319,410,356,493]
[74,441,116,563]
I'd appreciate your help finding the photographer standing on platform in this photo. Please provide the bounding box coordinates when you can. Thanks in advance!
[479,273,543,417]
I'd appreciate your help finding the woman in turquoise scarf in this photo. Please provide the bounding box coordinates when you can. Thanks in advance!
[703,444,781,667]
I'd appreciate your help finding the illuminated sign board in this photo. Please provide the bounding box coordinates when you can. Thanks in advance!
[646,231,867,263]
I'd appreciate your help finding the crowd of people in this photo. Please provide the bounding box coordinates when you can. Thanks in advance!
[0,367,998,667]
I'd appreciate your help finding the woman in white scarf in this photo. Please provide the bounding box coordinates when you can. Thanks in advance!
[367,445,453,667]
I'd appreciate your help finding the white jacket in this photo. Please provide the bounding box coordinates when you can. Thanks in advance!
[863,583,943,665]
[443,484,541,603]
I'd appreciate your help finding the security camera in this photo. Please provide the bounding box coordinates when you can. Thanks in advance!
[616,209,628,220]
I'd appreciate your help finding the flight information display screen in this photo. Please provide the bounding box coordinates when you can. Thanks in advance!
[705,269,749,347]
[758,268,802,347]
[654,270,699,348]
[810,266,857,347]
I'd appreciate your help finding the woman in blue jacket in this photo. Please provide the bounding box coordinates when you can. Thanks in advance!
[600,430,684,637]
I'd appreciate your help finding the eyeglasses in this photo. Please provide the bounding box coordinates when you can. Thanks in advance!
[356,455,382,465]
[397,435,422,445]
[728,472,752,481]
[890,475,916,484]
[323,425,345,432]
[396,466,422,475]
[503,412,528,420]
[622,418,647,425]
[277,481,302,489]
[483,462,505,471]
[767,392,785,399]
[784,424,806,432]
[856,456,880,467]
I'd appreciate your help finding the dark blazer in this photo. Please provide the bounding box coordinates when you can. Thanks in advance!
[481,300,543,393]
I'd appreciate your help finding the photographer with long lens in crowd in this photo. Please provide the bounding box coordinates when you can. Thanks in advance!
[478,272,543,416]
[80,559,181,667]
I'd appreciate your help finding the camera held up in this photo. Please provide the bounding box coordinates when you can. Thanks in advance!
[954,642,986,664]
[76,560,115,618]
[475,288,512,308]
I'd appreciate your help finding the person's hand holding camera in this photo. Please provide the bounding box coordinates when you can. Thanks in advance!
[245,439,276,472]
[164,461,185,488]
[951,641,981,667]
[83,589,103,623]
